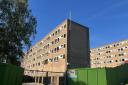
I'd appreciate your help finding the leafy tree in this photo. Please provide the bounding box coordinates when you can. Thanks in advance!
[0,0,37,65]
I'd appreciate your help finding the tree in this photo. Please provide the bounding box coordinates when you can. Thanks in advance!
[0,0,37,66]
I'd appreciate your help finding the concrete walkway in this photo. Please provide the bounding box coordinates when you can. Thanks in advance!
[22,83,43,85]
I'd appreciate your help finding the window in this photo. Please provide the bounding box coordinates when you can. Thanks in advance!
[57,47,59,51]
[118,49,120,51]
[54,57,59,62]
[55,31,58,35]
[106,46,110,49]
[33,58,35,61]
[61,35,63,37]
[49,59,53,62]
[30,49,32,52]
[113,44,116,47]
[115,60,118,62]
[109,56,111,58]
[55,39,58,44]
[58,29,60,33]
[118,48,124,51]
[64,44,66,48]
[97,58,99,60]
[51,50,54,53]
[117,43,119,46]
[59,54,65,59]
[44,59,48,64]
[38,62,40,66]
[98,53,100,55]
[122,59,125,61]
[52,33,54,36]
[64,24,66,28]
[121,48,123,51]
[64,34,66,38]
[51,41,54,44]
[47,36,50,41]
[57,38,59,42]
[62,54,65,59]
[106,51,111,53]
[119,53,124,56]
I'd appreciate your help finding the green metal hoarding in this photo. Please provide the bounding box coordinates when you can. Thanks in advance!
[0,63,24,85]
[67,64,128,85]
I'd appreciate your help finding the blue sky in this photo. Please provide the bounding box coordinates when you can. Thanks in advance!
[29,0,128,48]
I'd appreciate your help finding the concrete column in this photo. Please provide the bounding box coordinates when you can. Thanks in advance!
[37,77,40,83]
[51,76,53,85]
[57,76,59,85]
[35,77,37,83]
[41,76,43,84]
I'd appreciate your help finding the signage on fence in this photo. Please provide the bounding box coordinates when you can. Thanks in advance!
[68,70,77,79]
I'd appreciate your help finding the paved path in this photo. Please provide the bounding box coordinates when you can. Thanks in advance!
[22,83,43,85]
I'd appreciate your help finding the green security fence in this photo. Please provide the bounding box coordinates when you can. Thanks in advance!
[0,63,24,85]
[67,64,128,85]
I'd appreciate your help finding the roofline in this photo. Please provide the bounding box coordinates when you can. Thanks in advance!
[25,19,89,54]
[91,39,128,50]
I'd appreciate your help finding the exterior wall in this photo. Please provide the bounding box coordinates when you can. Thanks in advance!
[21,19,90,85]
[67,20,90,68]
[91,40,128,68]
[22,19,90,75]
[22,20,68,76]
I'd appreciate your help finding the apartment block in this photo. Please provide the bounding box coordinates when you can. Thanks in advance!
[90,40,128,68]
[21,19,90,85]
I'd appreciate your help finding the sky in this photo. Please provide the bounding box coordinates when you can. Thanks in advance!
[28,0,128,48]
